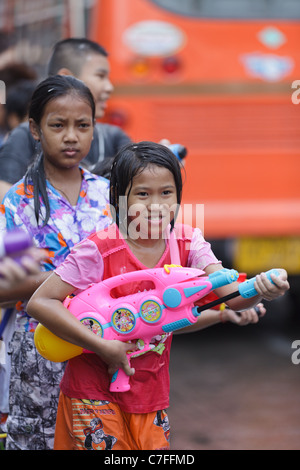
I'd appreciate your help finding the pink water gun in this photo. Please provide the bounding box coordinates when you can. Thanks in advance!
[34,266,279,392]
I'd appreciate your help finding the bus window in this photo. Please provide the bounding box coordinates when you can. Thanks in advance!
[151,0,300,19]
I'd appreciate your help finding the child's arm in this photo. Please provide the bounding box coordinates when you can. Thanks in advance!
[204,264,289,311]
[220,303,266,324]
[27,272,136,377]
[0,271,50,307]
[175,303,266,334]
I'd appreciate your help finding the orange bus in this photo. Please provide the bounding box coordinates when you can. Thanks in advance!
[90,0,300,279]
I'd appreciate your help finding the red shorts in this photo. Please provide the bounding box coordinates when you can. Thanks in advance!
[54,392,170,450]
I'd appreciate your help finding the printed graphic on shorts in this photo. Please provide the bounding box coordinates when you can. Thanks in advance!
[72,399,117,450]
[83,417,117,450]
[154,409,170,443]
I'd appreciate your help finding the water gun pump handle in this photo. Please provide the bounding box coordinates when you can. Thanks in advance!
[238,269,279,298]
[195,268,280,313]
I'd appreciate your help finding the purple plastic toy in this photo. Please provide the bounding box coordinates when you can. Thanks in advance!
[0,229,32,261]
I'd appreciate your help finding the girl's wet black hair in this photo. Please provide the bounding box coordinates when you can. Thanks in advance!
[110,141,183,232]
[24,75,95,226]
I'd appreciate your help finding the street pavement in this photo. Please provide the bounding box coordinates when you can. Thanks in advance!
[168,298,300,451]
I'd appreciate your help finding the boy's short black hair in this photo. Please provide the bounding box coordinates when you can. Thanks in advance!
[47,38,108,76]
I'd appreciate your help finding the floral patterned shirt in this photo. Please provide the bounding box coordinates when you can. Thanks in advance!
[0,167,111,332]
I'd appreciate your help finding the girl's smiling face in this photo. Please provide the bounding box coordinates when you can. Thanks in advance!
[126,164,178,240]
[29,92,94,171]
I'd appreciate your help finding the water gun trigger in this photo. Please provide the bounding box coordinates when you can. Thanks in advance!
[110,339,154,392]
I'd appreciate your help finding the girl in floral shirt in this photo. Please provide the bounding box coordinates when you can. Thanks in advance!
[0,75,111,450]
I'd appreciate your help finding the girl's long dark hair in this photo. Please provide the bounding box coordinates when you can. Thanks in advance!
[25,153,49,227]
[24,75,95,226]
[110,141,184,232]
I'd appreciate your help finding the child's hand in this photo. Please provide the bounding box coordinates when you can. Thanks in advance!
[0,248,47,290]
[254,268,289,301]
[97,339,137,377]
[223,303,266,325]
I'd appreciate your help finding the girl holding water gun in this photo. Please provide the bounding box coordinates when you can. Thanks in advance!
[28,142,289,450]
[0,75,111,450]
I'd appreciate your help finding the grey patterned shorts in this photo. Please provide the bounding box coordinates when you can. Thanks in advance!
[6,331,65,450]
